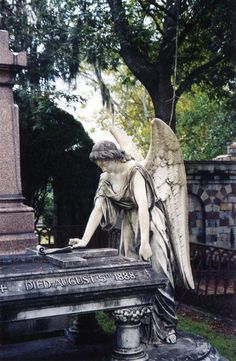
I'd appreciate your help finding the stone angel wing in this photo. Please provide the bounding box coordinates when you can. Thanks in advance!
[110,119,194,290]
[144,118,194,289]
[109,125,144,161]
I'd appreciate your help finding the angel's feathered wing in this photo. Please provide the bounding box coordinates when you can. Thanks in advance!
[144,118,194,289]
[109,125,144,161]
[110,119,194,290]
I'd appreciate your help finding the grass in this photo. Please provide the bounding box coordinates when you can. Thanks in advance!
[96,311,116,334]
[177,313,236,361]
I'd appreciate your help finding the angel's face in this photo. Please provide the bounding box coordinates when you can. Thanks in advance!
[96,159,117,173]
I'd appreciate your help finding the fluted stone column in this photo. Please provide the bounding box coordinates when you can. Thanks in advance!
[0,30,37,253]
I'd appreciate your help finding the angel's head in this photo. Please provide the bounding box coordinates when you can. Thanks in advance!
[89,141,133,172]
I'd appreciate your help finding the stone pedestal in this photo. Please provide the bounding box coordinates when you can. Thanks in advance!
[0,250,225,360]
[111,307,151,361]
[0,30,37,254]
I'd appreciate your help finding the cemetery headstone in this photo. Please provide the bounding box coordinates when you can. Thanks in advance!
[0,30,37,254]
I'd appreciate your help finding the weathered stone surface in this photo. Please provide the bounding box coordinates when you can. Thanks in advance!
[30,248,120,268]
[41,252,88,268]
[0,250,165,323]
[0,251,225,360]
[146,331,226,361]
[0,237,38,255]
[0,30,37,254]
[220,203,233,211]
[0,31,27,67]
[0,250,166,360]
[186,160,236,248]
[0,333,226,360]
[42,248,119,268]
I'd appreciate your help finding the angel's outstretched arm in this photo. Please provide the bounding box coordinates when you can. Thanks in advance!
[133,172,152,261]
[69,198,103,248]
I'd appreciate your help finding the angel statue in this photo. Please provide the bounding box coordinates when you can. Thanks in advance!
[69,118,194,345]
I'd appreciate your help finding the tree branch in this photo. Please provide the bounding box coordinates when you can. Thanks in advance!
[178,4,210,47]
[137,0,164,35]
[156,0,180,62]
[176,54,225,97]
[107,0,157,87]
[147,0,178,22]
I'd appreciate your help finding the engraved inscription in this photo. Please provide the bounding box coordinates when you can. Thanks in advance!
[24,271,137,291]
[114,271,136,281]
[0,284,8,293]
[25,275,95,291]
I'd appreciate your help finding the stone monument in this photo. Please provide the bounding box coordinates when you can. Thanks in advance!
[0,29,226,361]
[0,30,37,254]
[0,248,225,361]
[69,119,195,345]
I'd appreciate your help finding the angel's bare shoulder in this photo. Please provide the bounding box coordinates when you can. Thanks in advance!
[121,160,139,176]
[100,172,109,181]
[126,159,138,169]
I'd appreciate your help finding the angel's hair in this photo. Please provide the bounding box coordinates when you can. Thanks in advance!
[89,141,133,163]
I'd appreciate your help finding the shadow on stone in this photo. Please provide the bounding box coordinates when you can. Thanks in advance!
[0,331,226,361]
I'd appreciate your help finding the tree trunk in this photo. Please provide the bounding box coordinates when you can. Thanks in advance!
[145,65,176,132]
[150,86,176,132]
[107,0,177,131]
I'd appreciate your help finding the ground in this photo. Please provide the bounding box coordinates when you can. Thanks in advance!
[177,304,236,336]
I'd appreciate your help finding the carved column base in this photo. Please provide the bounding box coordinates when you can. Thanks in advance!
[111,306,151,361]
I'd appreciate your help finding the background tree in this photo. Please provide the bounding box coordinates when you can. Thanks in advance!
[72,0,235,130]
[0,0,234,227]
[0,1,100,225]
[1,0,234,132]
[176,88,236,160]
[17,90,99,226]
[92,68,236,159]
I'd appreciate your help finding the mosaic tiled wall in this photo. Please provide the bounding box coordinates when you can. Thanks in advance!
[185,161,236,249]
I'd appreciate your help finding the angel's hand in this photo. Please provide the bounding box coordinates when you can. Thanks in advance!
[139,243,152,261]
[69,238,88,249]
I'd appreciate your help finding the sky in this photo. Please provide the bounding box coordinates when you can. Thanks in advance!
[55,75,117,144]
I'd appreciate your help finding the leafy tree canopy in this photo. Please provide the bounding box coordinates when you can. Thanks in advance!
[1,0,234,129]
[0,1,235,225]
[0,1,101,224]
[16,89,99,224]
[94,67,235,160]
[176,87,236,160]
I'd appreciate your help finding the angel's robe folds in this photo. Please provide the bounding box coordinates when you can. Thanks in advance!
[95,163,177,341]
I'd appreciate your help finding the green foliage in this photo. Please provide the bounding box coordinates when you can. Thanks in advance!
[178,315,236,361]
[0,1,101,224]
[111,71,152,154]
[0,0,120,85]
[175,0,234,93]
[1,0,234,123]
[1,0,234,222]
[95,71,235,161]
[94,67,153,154]
[96,311,116,335]
[176,88,236,160]
[17,89,99,224]
[72,0,234,123]
[1,0,83,85]
[41,189,54,227]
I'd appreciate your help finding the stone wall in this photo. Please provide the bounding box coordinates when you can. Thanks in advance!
[186,160,236,249]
